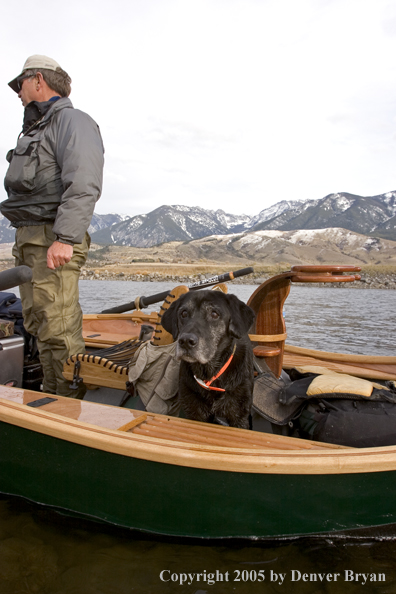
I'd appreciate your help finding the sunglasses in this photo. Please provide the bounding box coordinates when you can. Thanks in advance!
[16,73,35,91]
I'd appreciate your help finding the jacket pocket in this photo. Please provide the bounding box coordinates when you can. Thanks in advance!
[4,136,41,193]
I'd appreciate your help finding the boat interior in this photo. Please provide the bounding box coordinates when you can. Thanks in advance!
[2,264,396,455]
[0,385,344,452]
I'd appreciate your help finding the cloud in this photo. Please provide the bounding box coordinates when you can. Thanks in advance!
[1,0,396,218]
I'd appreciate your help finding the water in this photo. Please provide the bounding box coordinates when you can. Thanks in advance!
[1,282,396,593]
[80,281,395,356]
[1,496,396,594]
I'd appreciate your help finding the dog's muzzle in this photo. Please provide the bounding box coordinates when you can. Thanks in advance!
[176,332,200,361]
[178,333,198,350]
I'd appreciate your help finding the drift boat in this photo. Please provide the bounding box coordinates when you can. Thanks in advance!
[3,384,396,539]
[1,264,396,539]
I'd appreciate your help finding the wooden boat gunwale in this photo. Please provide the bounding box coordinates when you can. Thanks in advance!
[284,344,396,365]
[3,387,396,476]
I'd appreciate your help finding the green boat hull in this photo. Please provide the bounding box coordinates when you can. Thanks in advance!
[1,420,396,539]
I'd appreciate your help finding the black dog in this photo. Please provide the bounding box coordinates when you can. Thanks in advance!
[161,290,255,429]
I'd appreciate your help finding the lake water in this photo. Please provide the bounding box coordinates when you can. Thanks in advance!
[1,282,395,593]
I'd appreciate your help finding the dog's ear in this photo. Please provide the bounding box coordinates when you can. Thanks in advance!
[227,294,255,338]
[160,299,181,339]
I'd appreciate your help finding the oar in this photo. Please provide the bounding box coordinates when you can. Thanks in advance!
[100,267,254,314]
[0,266,32,291]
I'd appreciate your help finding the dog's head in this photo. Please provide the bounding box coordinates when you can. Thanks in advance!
[161,290,255,364]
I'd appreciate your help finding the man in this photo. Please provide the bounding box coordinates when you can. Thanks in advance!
[1,55,104,398]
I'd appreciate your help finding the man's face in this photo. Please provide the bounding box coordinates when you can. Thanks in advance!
[18,75,40,107]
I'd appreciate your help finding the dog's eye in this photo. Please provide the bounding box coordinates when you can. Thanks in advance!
[210,310,220,319]
[180,310,188,318]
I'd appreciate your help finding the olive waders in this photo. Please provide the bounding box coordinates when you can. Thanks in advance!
[13,224,89,398]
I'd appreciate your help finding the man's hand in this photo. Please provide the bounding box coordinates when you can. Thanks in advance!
[47,241,74,269]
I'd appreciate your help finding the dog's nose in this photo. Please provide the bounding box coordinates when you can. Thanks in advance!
[178,333,198,349]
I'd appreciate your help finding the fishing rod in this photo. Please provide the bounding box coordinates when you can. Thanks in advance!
[100,267,254,314]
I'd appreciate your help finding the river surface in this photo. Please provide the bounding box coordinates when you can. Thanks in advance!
[1,282,395,593]
[80,281,395,356]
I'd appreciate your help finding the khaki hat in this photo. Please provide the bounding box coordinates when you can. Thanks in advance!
[8,55,62,93]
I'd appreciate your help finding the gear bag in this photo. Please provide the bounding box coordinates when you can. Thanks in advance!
[0,292,38,360]
[128,341,180,416]
[252,363,396,447]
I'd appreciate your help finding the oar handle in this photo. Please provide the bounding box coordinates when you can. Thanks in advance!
[0,266,32,291]
[100,267,254,314]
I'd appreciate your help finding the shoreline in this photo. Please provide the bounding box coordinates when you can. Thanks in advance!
[1,252,395,289]
[79,269,396,289]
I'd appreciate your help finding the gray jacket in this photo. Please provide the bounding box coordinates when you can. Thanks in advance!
[1,97,104,244]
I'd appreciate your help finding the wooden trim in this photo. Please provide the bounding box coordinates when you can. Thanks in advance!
[3,391,396,475]
[291,274,359,283]
[133,417,333,450]
[62,361,128,390]
[84,313,159,321]
[282,354,396,381]
[145,415,343,449]
[253,346,281,358]
[118,414,147,432]
[290,265,361,273]
[289,265,361,284]
[249,333,287,342]
[285,344,396,365]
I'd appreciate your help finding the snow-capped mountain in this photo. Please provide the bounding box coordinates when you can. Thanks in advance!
[1,191,396,248]
[90,191,396,247]
[88,213,132,234]
[90,205,252,247]
[251,192,396,236]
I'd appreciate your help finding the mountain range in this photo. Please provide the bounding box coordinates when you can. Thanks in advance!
[173,228,396,266]
[1,191,396,247]
[88,190,396,247]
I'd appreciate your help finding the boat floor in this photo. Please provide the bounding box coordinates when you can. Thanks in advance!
[0,385,343,453]
[83,313,157,348]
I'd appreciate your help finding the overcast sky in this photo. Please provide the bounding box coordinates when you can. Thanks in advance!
[1,0,396,217]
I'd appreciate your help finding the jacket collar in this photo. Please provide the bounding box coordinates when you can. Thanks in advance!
[22,97,72,134]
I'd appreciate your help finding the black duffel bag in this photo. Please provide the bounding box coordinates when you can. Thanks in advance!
[253,364,396,447]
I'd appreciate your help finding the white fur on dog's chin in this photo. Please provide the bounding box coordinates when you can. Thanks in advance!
[175,343,209,364]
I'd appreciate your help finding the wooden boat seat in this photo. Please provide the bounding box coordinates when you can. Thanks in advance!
[64,345,133,390]
[247,265,361,377]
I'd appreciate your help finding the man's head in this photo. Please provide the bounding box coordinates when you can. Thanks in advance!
[8,55,71,106]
